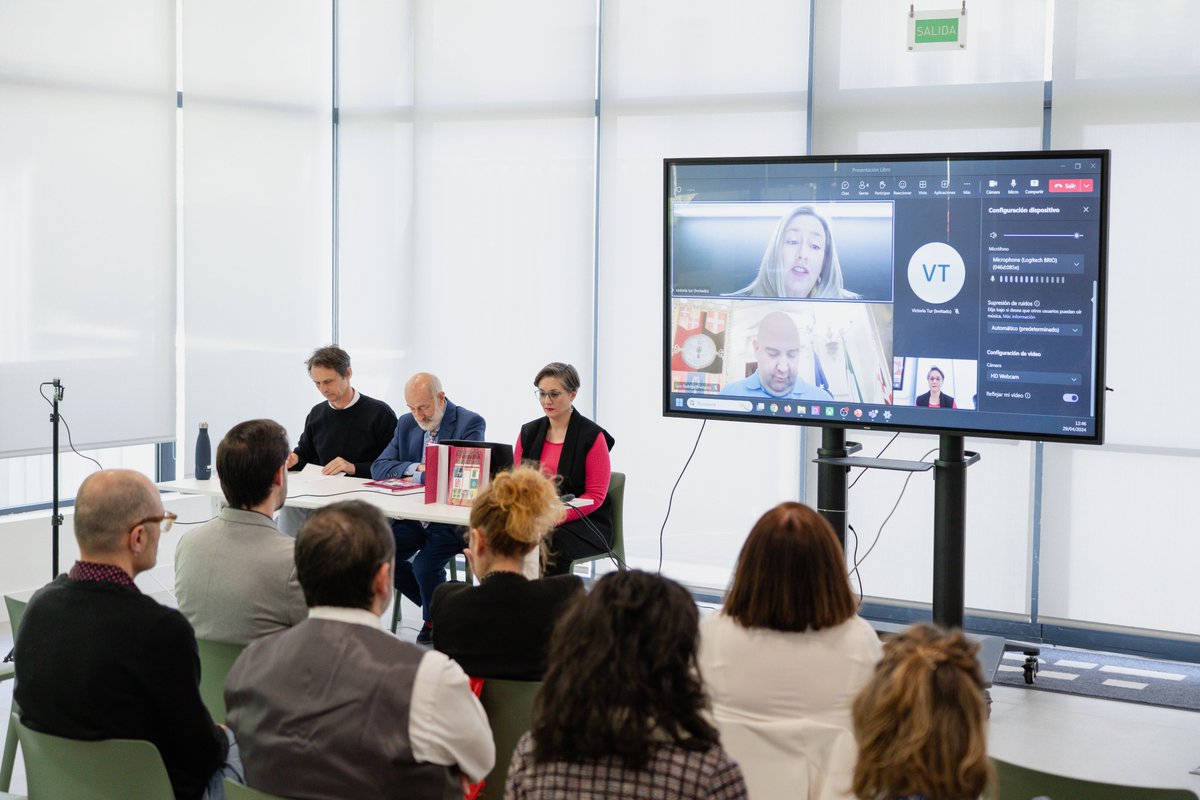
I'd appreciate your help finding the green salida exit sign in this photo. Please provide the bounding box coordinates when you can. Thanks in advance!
[916,17,959,43]
[908,8,968,51]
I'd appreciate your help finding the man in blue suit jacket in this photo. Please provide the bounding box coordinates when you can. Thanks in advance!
[372,372,485,643]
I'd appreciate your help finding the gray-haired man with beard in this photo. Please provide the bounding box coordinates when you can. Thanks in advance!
[371,372,485,643]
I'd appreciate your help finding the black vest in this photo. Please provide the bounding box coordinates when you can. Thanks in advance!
[519,408,615,542]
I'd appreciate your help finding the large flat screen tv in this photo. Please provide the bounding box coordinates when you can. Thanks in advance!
[664,150,1109,444]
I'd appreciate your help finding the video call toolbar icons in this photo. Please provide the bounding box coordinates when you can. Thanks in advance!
[838,174,1097,198]
[673,392,910,429]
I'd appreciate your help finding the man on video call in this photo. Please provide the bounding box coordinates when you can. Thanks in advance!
[720,311,834,401]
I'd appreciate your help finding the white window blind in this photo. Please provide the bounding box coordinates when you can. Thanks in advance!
[0,1,176,456]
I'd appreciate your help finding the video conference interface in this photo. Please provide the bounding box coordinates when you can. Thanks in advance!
[664,152,1108,443]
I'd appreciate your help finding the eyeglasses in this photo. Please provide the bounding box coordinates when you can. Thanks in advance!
[133,512,177,533]
[535,389,566,401]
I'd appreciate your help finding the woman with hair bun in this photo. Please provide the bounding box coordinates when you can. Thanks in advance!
[851,624,993,800]
[431,465,584,680]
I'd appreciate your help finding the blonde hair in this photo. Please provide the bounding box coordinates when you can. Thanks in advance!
[469,465,561,559]
[736,206,850,298]
[852,624,993,800]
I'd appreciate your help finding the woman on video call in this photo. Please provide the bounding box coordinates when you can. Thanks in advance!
[515,362,615,576]
[733,205,860,299]
[915,365,956,408]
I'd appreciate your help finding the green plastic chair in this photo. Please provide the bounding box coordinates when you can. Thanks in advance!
[225,778,291,799]
[13,713,174,799]
[196,639,246,725]
[477,679,540,800]
[568,471,626,578]
[3,597,26,641]
[1,595,29,794]
[0,677,14,794]
[990,756,1199,800]
[0,703,18,794]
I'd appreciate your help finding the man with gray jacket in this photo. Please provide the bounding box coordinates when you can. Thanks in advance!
[175,418,307,645]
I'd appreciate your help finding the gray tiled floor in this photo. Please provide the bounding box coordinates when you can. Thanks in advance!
[3,614,1200,796]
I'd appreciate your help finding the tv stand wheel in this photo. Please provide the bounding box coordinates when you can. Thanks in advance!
[1023,655,1038,684]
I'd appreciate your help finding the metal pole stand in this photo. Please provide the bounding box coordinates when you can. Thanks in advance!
[931,435,980,629]
[50,379,64,579]
[816,428,860,550]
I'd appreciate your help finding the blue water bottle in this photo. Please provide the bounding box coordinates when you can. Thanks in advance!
[195,422,212,480]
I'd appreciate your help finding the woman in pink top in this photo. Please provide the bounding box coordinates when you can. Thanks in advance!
[515,362,614,576]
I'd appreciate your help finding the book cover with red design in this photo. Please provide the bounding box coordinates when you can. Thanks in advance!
[363,477,423,492]
[447,447,491,507]
[425,444,492,506]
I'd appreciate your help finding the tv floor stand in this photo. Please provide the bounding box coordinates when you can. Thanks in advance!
[814,428,1037,686]
[816,426,979,627]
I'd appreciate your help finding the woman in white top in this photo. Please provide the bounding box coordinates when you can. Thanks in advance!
[699,501,882,732]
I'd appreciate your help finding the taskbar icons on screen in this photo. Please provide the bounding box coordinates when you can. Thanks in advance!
[672,394,895,424]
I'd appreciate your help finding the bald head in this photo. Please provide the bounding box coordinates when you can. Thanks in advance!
[405,372,443,399]
[753,312,802,397]
[74,469,161,557]
[404,372,447,432]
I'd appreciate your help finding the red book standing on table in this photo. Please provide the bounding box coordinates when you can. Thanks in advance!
[424,444,492,506]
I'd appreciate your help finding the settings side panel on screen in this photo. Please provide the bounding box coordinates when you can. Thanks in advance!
[975,160,1104,438]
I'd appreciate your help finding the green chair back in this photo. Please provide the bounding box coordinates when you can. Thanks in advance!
[196,639,246,725]
[1,596,29,795]
[477,679,540,800]
[568,471,626,576]
[225,778,291,799]
[4,596,27,642]
[0,704,18,793]
[13,713,174,800]
[990,756,1199,800]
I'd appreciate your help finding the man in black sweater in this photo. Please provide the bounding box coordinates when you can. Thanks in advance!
[15,469,240,800]
[285,345,397,477]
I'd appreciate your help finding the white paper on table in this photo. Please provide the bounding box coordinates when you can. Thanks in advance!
[290,463,336,483]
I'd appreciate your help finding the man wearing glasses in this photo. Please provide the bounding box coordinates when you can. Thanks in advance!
[175,419,308,646]
[14,469,243,799]
[371,372,485,644]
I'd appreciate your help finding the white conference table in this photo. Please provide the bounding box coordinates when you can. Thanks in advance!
[162,465,472,525]
[161,465,589,526]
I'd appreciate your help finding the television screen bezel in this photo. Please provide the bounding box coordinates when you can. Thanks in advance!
[662,149,1110,445]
